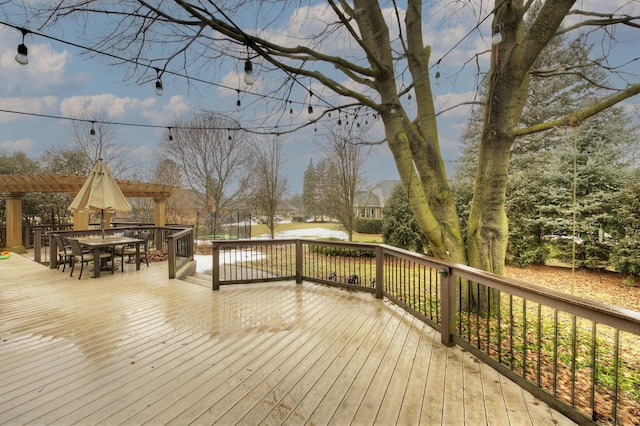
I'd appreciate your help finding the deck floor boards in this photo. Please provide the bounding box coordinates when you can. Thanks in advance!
[0,253,576,425]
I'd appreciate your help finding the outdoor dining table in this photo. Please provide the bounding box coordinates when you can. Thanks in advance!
[74,236,144,278]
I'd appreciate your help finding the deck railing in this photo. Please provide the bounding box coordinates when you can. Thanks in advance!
[37,226,195,279]
[167,227,195,279]
[208,238,640,425]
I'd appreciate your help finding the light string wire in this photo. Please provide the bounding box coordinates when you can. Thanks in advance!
[0,19,307,109]
[0,2,502,134]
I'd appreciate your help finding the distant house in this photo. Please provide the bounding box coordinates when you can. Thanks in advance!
[276,202,300,218]
[354,180,401,219]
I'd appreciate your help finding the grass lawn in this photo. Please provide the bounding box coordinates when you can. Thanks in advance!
[249,221,639,311]
[252,221,383,243]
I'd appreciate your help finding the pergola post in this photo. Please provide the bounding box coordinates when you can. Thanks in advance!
[3,192,26,253]
[153,198,167,227]
[154,197,167,249]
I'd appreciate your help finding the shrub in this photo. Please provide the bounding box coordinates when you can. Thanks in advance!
[308,244,375,258]
[355,218,382,234]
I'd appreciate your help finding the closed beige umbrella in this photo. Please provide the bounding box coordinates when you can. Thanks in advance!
[69,159,132,237]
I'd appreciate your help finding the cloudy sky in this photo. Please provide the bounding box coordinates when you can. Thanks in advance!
[1,1,638,193]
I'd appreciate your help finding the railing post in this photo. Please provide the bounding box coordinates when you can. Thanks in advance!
[212,243,220,291]
[49,232,58,269]
[295,239,302,284]
[167,233,176,279]
[375,245,384,299]
[34,228,42,264]
[439,267,456,347]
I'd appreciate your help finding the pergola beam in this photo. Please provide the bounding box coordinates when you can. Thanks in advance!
[0,174,177,198]
[1,174,179,251]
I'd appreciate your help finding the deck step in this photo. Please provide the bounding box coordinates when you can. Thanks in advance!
[182,272,211,287]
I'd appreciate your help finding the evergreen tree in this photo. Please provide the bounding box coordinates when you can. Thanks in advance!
[539,110,633,268]
[455,30,636,268]
[382,184,429,253]
[611,169,640,282]
[301,160,316,220]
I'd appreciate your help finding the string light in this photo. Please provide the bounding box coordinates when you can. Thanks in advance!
[236,89,241,111]
[243,60,255,85]
[15,28,29,65]
[168,127,173,141]
[154,68,163,96]
[1,0,504,130]
[491,23,503,45]
[307,89,314,120]
[1,1,506,136]
[89,122,97,141]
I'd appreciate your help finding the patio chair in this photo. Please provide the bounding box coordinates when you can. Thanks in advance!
[68,238,114,279]
[112,229,136,257]
[115,231,150,272]
[53,234,73,272]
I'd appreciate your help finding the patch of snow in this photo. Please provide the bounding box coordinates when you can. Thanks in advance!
[195,227,347,274]
[256,228,348,240]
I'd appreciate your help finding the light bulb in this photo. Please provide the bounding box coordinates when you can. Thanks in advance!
[15,43,28,65]
[155,79,163,96]
[90,127,97,142]
[244,60,256,85]
[492,24,503,45]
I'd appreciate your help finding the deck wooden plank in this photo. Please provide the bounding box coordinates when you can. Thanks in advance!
[0,252,578,426]
[216,293,371,424]
[139,286,342,425]
[479,361,512,426]
[304,309,396,425]
[327,308,409,425]
[352,311,416,425]
[441,344,466,425]
[396,323,436,424]
[90,286,323,425]
[462,351,488,425]
[280,302,388,425]
[372,314,423,425]
[172,290,356,425]
[0,284,220,422]
[522,385,576,426]
[500,373,534,426]
[2,293,224,422]
[261,306,381,425]
[419,339,448,425]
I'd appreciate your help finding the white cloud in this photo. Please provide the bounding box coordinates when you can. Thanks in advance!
[141,95,193,125]
[59,93,157,119]
[0,138,36,152]
[0,96,59,123]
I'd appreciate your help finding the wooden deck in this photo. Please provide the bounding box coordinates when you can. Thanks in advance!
[0,253,576,425]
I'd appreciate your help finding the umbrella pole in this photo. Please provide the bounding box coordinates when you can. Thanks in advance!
[101,209,105,239]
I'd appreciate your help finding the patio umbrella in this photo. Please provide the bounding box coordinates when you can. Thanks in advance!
[68,159,132,237]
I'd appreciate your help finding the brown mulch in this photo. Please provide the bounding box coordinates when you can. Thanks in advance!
[504,264,640,313]
[505,265,640,425]
[148,250,168,262]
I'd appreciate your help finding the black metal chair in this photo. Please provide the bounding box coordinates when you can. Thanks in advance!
[53,234,73,272]
[68,238,114,279]
[115,231,150,271]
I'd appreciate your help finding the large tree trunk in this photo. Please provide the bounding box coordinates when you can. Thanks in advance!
[353,0,466,264]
